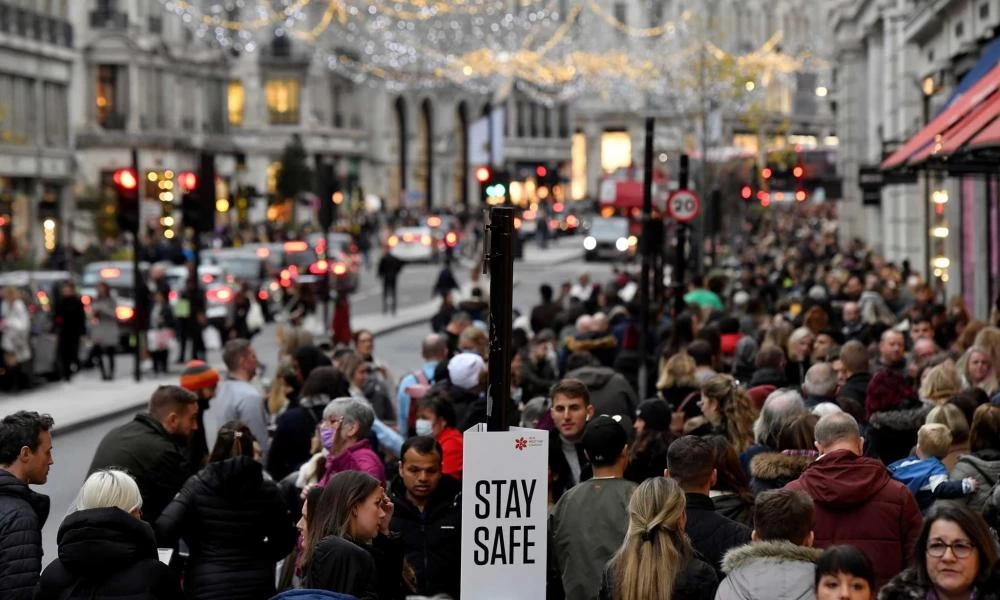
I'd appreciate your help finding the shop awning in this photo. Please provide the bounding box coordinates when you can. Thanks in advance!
[881,62,1000,170]
[908,89,1000,162]
[967,111,1000,149]
[942,37,1000,109]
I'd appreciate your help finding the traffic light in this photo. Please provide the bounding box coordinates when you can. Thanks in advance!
[536,165,547,178]
[183,153,216,233]
[793,161,807,202]
[475,166,492,184]
[761,166,773,180]
[740,185,752,200]
[112,168,139,233]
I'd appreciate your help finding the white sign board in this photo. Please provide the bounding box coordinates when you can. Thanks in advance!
[461,427,548,600]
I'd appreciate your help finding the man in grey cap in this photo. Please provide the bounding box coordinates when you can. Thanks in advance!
[549,415,635,599]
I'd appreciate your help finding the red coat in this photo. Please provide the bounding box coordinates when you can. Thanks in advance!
[436,427,463,480]
[785,449,922,588]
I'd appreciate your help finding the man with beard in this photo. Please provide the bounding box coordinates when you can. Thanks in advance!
[88,386,200,525]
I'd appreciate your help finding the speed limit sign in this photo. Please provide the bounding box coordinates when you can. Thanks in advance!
[667,189,701,223]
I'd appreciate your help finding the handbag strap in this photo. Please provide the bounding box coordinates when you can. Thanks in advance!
[676,391,699,413]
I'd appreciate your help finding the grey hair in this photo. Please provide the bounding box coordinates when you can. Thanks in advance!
[73,469,142,515]
[802,363,838,398]
[812,402,844,418]
[753,389,807,445]
[323,396,375,439]
[814,412,861,447]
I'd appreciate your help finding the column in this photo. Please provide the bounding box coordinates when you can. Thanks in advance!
[127,62,141,132]
[584,122,602,199]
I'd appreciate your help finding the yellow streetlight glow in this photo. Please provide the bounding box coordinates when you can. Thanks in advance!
[815,86,828,97]
[932,190,949,204]
[932,256,950,269]
[931,226,949,238]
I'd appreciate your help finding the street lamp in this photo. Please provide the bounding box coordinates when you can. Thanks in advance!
[815,86,828,97]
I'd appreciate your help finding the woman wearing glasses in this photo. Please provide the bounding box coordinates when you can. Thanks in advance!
[879,502,1000,599]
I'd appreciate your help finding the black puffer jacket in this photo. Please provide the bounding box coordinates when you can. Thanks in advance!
[305,535,377,599]
[599,552,718,600]
[866,404,932,465]
[0,470,49,600]
[35,507,180,599]
[683,493,752,580]
[878,566,1000,599]
[388,475,462,598]
[154,456,297,600]
[89,414,196,526]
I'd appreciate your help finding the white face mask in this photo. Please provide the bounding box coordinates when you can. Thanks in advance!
[415,418,434,437]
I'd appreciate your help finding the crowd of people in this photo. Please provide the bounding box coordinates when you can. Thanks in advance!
[2,205,1000,599]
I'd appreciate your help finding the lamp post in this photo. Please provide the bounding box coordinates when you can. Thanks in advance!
[921,75,941,286]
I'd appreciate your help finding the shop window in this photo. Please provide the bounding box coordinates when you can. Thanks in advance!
[265,79,300,125]
[96,64,125,129]
[228,80,245,127]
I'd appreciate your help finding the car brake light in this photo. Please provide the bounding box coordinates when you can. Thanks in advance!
[567,215,579,227]
[421,235,432,246]
[289,265,298,276]
[100,267,121,278]
[280,269,291,281]
[201,274,214,283]
[81,295,91,306]
[284,241,308,252]
[427,216,442,228]
[388,236,399,247]
[258,290,268,301]
[553,202,564,212]
[115,306,134,321]
[256,248,270,258]
[168,290,178,302]
[403,233,415,243]
[332,263,347,276]
[549,219,559,229]
[445,232,458,247]
[281,279,292,288]
[309,260,329,275]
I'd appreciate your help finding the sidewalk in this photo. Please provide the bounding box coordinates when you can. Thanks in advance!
[521,236,583,265]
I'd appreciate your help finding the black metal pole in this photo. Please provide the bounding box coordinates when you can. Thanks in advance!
[487,206,514,432]
[638,116,654,399]
[673,154,690,317]
[131,147,142,382]
[923,94,932,282]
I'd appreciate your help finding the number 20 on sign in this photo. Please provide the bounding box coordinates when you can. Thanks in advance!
[667,189,701,223]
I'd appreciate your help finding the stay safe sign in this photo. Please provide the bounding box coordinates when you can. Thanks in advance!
[461,427,548,599]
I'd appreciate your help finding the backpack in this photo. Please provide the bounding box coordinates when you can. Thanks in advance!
[404,370,432,437]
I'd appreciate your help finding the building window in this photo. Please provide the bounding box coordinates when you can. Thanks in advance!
[928,49,935,62]
[265,79,300,125]
[44,83,67,146]
[96,64,125,129]
[614,2,627,26]
[228,80,245,126]
[955,21,964,38]
[981,3,990,18]
[331,83,344,128]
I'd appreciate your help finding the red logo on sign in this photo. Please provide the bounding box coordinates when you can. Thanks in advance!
[515,437,528,451]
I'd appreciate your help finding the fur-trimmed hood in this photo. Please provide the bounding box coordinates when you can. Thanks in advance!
[750,452,814,481]
[721,541,822,574]
[565,334,617,354]
[878,566,1000,600]
[715,541,820,600]
[867,403,932,431]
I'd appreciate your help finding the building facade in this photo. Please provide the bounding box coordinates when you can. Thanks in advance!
[0,0,74,263]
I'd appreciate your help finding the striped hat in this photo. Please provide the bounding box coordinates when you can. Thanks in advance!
[180,360,220,392]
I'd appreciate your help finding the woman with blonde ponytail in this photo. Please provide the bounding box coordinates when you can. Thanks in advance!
[700,374,759,452]
[155,421,297,600]
[599,477,718,600]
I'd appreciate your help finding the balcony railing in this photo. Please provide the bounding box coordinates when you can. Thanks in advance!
[0,2,74,47]
[89,10,128,31]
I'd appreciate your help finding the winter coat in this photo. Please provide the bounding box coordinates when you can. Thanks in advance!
[549,429,593,503]
[564,332,618,367]
[272,590,356,600]
[267,396,327,482]
[951,449,1000,512]
[749,451,814,496]
[877,566,1000,600]
[529,301,562,336]
[838,372,871,407]
[154,456,297,600]
[54,294,86,340]
[715,541,823,600]
[387,475,461,598]
[305,536,377,600]
[565,366,639,423]
[35,507,180,600]
[784,358,811,388]
[785,449,923,588]
[747,368,787,390]
[318,439,386,486]
[710,492,754,527]
[599,552,718,600]
[658,384,701,421]
[89,413,197,526]
[520,354,558,400]
[89,295,120,347]
[683,493,752,579]
[0,470,49,600]
[865,404,931,465]
[0,298,31,364]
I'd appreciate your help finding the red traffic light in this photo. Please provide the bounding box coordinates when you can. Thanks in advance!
[475,167,492,183]
[740,185,752,200]
[179,171,198,192]
[761,167,773,179]
[536,165,547,178]
[112,169,138,191]
[793,165,804,178]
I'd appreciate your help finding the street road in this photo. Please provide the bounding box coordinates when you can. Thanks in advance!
[39,251,620,563]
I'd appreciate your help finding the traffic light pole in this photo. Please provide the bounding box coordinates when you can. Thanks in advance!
[131,147,142,383]
[486,206,514,432]
[673,155,690,318]
[638,116,654,400]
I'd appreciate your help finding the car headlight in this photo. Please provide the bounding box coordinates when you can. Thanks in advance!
[583,236,597,251]
[616,237,629,252]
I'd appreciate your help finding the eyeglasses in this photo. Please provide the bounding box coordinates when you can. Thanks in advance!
[927,540,975,559]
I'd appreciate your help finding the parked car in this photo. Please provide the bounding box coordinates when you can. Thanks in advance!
[165,265,234,334]
[81,261,149,349]
[388,226,437,262]
[582,217,635,262]
[202,248,278,319]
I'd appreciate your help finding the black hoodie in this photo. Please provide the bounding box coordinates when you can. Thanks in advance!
[35,507,180,599]
[388,474,462,598]
[0,470,49,600]
[154,456,297,600]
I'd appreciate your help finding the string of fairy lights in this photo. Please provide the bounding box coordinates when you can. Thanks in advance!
[155,0,812,105]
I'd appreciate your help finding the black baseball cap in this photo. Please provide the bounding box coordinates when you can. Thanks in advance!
[582,415,628,466]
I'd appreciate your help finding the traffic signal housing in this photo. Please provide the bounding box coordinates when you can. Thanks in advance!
[113,168,139,233]
[183,153,216,233]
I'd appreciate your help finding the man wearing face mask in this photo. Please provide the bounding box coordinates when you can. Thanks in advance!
[415,391,463,480]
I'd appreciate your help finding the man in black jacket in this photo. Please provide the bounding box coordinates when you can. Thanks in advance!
[53,282,86,382]
[89,385,199,525]
[548,379,594,502]
[667,435,751,579]
[0,411,54,600]
[838,340,872,410]
[389,436,461,599]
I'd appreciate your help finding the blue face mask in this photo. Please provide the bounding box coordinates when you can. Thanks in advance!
[319,426,335,451]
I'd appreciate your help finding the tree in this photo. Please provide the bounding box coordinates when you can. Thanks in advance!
[277,134,312,202]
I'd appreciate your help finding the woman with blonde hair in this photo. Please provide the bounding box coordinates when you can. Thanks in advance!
[975,327,1000,378]
[599,477,717,600]
[700,374,759,452]
[657,352,701,421]
[784,327,814,387]
[920,363,963,405]
[957,345,999,397]
[36,470,181,599]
